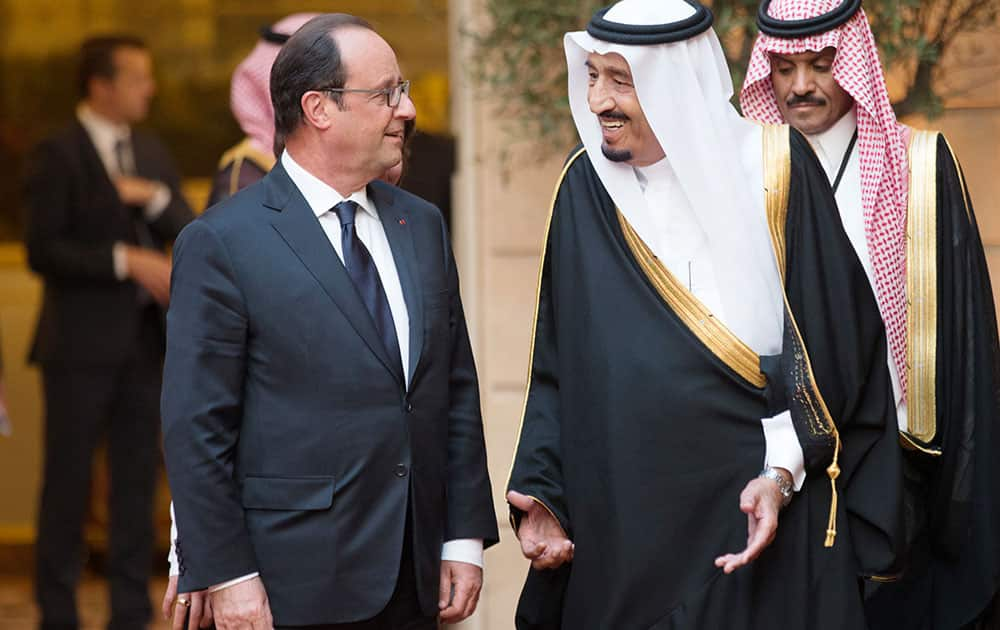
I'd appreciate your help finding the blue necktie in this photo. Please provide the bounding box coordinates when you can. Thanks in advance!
[333,200,403,376]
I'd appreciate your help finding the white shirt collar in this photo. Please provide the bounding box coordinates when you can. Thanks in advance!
[633,157,677,194]
[806,106,858,180]
[77,103,130,147]
[280,150,378,221]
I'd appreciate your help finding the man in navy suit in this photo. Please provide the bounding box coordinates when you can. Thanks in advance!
[162,13,498,630]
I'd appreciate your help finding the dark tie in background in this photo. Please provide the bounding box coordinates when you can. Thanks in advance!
[334,200,403,377]
[113,137,135,177]
[114,137,155,247]
[115,137,155,304]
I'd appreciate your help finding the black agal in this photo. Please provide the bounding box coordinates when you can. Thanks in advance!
[587,0,714,45]
[757,0,862,38]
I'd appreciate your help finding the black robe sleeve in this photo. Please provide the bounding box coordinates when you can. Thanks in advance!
[507,149,590,630]
[506,171,572,537]
[866,135,1000,629]
[925,136,1000,584]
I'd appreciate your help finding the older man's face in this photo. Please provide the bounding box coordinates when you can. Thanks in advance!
[586,52,665,167]
[325,27,416,182]
[769,47,854,135]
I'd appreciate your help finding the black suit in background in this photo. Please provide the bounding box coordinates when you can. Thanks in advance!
[162,163,499,626]
[25,120,194,630]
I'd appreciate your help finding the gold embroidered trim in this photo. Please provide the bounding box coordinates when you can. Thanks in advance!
[762,124,841,547]
[899,431,942,456]
[763,124,791,283]
[617,211,766,388]
[505,147,587,494]
[906,130,939,443]
[866,573,902,583]
[219,138,276,196]
[945,138,973,223]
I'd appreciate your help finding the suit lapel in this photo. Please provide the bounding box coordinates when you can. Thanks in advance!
[370,182,424,384]
[266,164,404,386]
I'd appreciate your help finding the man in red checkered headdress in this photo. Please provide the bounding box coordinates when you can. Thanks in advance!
[742,1,1000,627]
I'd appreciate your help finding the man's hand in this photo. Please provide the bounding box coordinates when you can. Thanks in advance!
[162,575,214,630]
[114,175,159,207]
[209,576,272,630]
[714,471,788,574]
[507,490,574,570]
[438,560,482,624]
[161,574,178,620]
[124,245,171,305]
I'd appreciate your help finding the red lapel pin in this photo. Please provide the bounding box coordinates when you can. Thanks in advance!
[398,218,406,225]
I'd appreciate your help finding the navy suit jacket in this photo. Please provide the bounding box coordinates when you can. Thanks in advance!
[162,162,498,625]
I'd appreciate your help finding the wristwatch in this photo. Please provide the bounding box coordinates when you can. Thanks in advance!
[759,466,793,507]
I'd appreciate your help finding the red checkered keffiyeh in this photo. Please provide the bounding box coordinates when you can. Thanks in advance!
[740,0,909,397]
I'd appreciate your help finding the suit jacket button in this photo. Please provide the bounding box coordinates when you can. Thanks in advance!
[404,401,413,413]
[395,464,408,477]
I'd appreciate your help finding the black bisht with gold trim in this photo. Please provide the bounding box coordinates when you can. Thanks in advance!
[507,128,904,629]
[863,132,1000,629]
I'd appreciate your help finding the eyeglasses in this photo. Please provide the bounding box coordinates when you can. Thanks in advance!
[316,80,411,108]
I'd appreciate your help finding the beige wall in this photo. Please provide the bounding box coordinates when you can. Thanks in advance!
[448,0,566,625]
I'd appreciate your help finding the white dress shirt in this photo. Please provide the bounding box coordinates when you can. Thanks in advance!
[76,103,171,280]
[197,151,482,593]
[805,108,908,430]
[280,151,412,386]
[634,160,806,490]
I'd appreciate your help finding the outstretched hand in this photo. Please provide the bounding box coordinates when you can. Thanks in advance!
[507,490,575,570]
[714,475,785,574]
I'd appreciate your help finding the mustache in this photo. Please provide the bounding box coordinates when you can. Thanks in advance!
[787,94,826,107]
[598,111,630,122]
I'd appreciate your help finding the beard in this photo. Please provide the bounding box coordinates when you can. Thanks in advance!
[601,143,633,163]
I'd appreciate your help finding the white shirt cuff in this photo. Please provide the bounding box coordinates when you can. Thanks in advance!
[441,538,484,568]
[761,410,806,491]
[167,502,179,577]
[112,242,128,280]
[210,572,260,593]
[144,182,171,220]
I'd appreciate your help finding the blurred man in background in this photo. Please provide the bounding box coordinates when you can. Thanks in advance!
[25,34,193,630]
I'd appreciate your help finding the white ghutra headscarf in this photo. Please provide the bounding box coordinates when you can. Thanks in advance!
[565,0,785,356]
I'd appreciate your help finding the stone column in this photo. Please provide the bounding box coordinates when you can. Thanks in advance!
[449,0,568,626]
